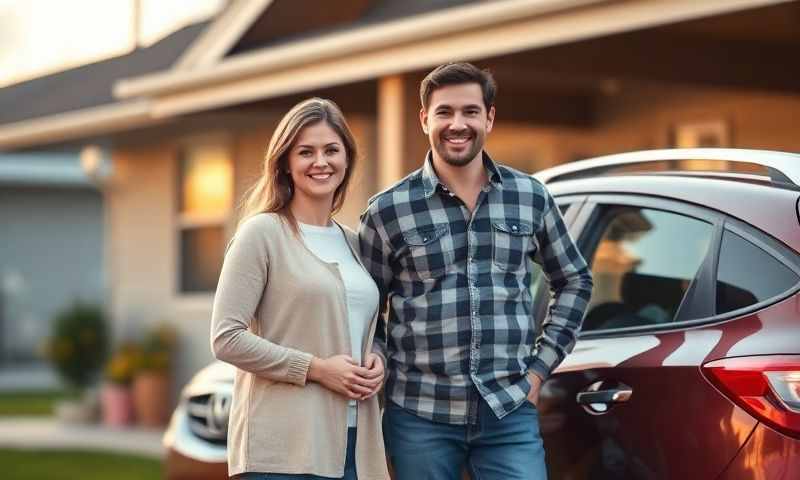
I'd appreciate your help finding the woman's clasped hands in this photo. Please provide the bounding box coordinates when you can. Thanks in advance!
[308,353,384,400]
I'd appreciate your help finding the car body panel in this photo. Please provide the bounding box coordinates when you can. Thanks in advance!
[716,422,800,480]
[542,328,759,479]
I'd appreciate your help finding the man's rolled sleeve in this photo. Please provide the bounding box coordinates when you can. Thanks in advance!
[530,188,593,380]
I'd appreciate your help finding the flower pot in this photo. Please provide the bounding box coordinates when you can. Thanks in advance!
[54,398,94,424]
[101,382,134,427]
[132,371,170,427]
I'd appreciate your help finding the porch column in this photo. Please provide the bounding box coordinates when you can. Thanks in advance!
[377,75,406,190]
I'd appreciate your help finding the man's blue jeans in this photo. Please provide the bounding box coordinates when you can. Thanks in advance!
[384,398,547,480]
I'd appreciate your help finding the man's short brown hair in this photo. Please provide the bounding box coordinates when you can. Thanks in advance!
[419,62,497,111]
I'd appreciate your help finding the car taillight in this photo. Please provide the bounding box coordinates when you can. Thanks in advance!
[702,355,800,439]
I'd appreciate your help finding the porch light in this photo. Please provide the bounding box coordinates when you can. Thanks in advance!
[80,144,112,184]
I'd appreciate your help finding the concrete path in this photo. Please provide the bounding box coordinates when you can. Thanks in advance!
[0,366,60,392]
[0,417,165,459]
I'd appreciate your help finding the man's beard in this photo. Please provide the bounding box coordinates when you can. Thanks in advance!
[433,130,484,167]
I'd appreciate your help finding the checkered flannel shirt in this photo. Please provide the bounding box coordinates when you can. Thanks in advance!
[358,152,593,424]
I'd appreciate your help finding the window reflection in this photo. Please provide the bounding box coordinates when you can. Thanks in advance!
[717,230,799,314]
[582,207,713,331]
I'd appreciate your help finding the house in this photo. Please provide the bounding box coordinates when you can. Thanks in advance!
[0,152,104,390]
[1,0,798,395]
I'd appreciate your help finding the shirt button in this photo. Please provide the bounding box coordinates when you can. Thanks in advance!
[422,237,428,242]
[512,225,518,232]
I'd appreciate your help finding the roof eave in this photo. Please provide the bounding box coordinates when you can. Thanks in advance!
[173,0,275,71]
[114,0,607,100]
[116,0,789,120]
[0,101,152,151]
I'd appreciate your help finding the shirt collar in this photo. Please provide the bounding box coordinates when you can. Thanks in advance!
[420,151,504,198]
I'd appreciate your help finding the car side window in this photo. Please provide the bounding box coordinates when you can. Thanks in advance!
[581,206,714,332]
[716,229,800,314]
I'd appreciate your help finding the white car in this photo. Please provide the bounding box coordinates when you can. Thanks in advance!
[163,361,233,480]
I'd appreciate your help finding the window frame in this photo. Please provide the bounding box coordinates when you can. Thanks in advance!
[174,134,235,297]
[569,193,800,339]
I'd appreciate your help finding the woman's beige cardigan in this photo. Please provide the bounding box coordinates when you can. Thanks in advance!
[210,213,389,479]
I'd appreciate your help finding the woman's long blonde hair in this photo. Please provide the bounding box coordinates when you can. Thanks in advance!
[238,97,358,231]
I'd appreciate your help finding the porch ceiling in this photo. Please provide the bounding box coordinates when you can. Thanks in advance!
[117,0,795,120]
[489,1,800,95]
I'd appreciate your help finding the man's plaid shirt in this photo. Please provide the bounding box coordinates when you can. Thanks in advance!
[358,152,593,424]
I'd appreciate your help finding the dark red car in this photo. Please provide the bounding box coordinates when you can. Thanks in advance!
[535,148,800,479]
[165,148,800,479]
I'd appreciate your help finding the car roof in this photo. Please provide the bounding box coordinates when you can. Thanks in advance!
[535,148,800,186]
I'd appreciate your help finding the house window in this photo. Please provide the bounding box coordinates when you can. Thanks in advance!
[177,142,233,293]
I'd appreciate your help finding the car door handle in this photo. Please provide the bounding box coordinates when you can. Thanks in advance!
[576,382,633,405]
[576,388,633,405]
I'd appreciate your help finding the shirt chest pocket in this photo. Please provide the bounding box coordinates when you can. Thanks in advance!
[492,220,534,271]
[400,224,454,280]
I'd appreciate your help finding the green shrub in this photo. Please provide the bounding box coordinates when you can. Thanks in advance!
[44,302,109,389]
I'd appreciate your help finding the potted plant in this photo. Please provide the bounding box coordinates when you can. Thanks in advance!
[43,301,109,423]
[132,323,177,427]
[100,342,139,427]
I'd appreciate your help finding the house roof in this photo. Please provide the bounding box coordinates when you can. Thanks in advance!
[0,0,497,149]
[0,0,789,151]
[0,0,482,126]
[113,0,607,104]
[174,0,485,71]
[227,0,484,54]
[0,22,208,126]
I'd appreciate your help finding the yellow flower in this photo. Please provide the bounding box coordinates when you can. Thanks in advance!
[55,339,74,360]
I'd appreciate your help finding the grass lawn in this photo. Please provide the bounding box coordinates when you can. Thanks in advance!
[0,449,162,480]
[0,390,77,416]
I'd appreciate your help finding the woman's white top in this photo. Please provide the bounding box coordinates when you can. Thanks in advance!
[299,221,379,427]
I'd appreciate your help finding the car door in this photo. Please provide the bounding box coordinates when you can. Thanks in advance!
[539,194,759,480]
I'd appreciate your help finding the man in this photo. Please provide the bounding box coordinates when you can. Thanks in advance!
[359,62,593,480]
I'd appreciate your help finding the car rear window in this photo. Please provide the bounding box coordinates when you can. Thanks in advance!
[716,230,800,314]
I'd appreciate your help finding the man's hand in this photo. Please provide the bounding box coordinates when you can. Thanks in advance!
[308,355,383,399]
[360,353,385,400]
[527,371,544,407]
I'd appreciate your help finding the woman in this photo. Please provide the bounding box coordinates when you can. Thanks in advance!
[211,98,389,480]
